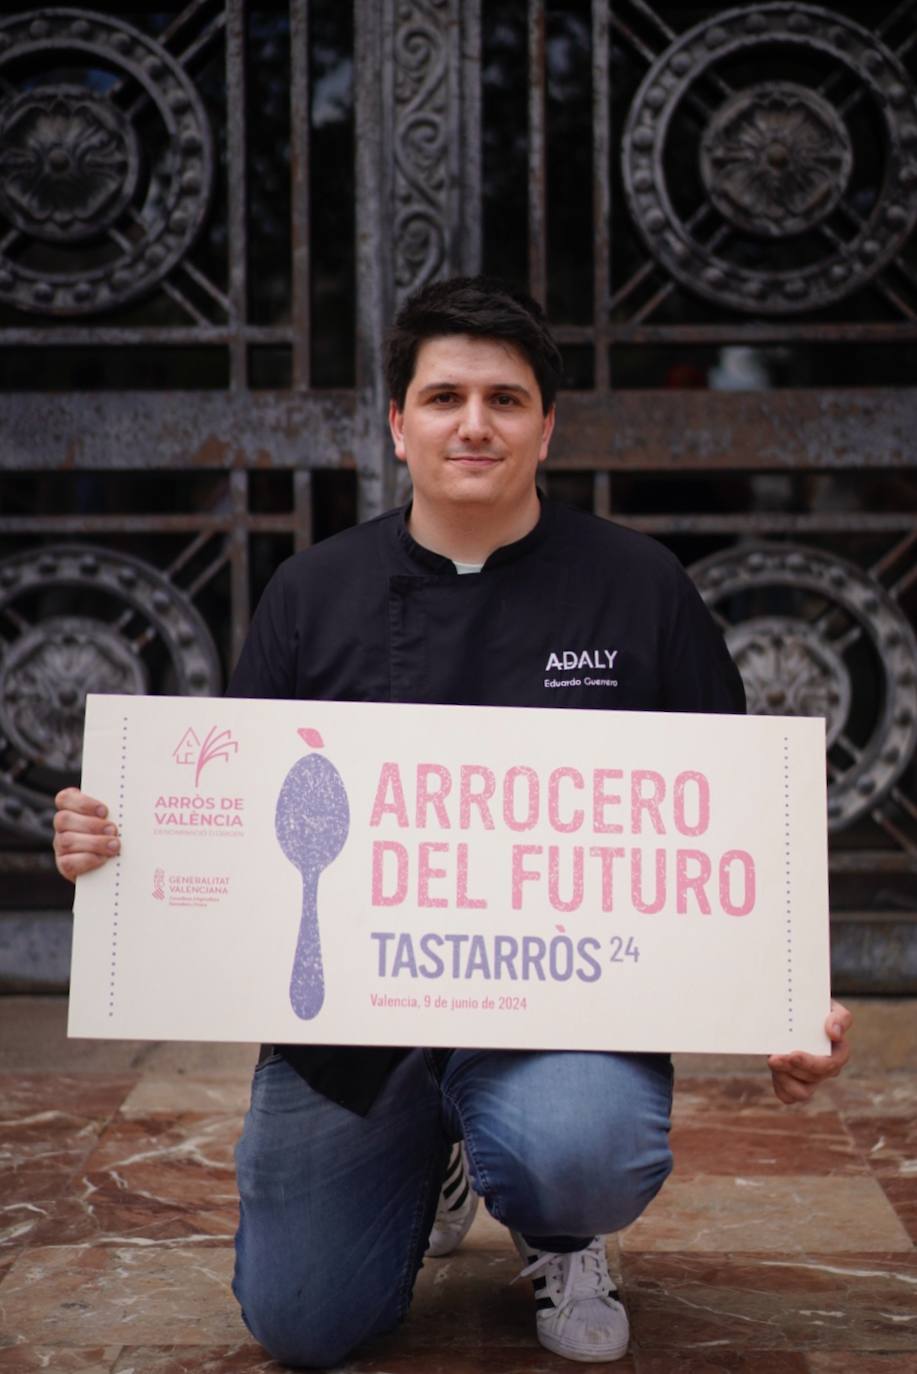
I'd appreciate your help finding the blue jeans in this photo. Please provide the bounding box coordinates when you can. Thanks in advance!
[233,1048,673,1368]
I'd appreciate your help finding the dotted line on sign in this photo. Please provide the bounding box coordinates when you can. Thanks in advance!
[109,714,128,1019]
[783,735,793,1036]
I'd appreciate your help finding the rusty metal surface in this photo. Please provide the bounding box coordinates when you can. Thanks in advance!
[0,325,293,345]
[0,390,356,470]
[549,389,917,470]
[829,851,917,873]
[6,386,913,474]
[616,514,917,535]
[556,323,917,344]
[0,514,301,535]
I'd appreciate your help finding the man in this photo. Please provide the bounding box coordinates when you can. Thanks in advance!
[54,276,852,1367]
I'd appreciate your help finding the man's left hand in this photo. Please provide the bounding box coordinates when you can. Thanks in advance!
[767,1000,853,1104]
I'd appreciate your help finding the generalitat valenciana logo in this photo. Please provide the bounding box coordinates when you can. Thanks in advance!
[172,725,240,789]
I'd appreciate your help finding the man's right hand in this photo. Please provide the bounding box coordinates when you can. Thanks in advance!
[53,788,120,883]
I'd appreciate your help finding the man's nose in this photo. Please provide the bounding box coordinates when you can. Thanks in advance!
[457,397,492,441]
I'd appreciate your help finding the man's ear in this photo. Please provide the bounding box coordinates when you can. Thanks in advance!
[538,404,556,463]
[388,400,407,462]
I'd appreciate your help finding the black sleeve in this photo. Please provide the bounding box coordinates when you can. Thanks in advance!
[226,563,297,700]
[660,572,746,715]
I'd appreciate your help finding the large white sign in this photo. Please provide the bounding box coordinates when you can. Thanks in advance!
[69,694,831,1055]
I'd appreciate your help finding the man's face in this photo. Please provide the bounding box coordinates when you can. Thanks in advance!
[388,334,555,519]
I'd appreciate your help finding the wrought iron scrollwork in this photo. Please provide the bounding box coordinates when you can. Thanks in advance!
[690,542,917,831]
[0,545,221,839]
[0,8,213,316]
[622,3,917,314]
[392,0,450,297]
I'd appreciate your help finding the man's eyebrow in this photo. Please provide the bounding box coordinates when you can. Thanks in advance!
[416,381,532,397]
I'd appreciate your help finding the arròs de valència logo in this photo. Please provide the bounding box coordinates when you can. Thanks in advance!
[172,725,240,789]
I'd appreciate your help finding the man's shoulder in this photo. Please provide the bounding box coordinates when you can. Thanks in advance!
[274,507,401,585]
[546,500,685,579]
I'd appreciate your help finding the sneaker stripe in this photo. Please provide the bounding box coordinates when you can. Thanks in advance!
[445,1178,470,1212]
[511,1231,629,1361]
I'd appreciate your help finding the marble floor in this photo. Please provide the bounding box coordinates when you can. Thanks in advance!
[0,998,915,1373]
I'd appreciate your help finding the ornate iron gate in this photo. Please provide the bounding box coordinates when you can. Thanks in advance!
[1,1,915,990]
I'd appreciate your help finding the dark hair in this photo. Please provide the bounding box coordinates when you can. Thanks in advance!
[384,275,564,412]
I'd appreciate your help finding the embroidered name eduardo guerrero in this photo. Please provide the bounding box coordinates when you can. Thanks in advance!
[544,647,618,690]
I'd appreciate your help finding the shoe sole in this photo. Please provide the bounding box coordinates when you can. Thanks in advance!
[536,1329,630,1363]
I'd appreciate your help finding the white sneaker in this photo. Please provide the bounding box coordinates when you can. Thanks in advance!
[512,1232,629,1363]
[425,1143,479,1257]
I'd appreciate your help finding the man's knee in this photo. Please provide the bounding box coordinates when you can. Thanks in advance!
[233,1230,406,1370]
[505,1124,673,1235]
[589,1137,674,1231]
[243,1308,357,1369]
[236,1282,401,1370]
[241,1305,337,1369]
[471,1053,674,1236]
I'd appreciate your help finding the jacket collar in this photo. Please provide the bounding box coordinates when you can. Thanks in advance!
[392,491,553,575]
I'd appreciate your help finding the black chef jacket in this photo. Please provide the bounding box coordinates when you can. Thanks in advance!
[228,497,746,1114]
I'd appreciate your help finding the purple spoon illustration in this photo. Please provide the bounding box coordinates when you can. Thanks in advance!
[274,728,350,1019]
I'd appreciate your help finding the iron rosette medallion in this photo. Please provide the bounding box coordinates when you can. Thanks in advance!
[700,82,853,240]
[0,8,213,316]
[622,4,917,314]
[0,546,221,841]
[689,543,917,831]
[0,85,141,244]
